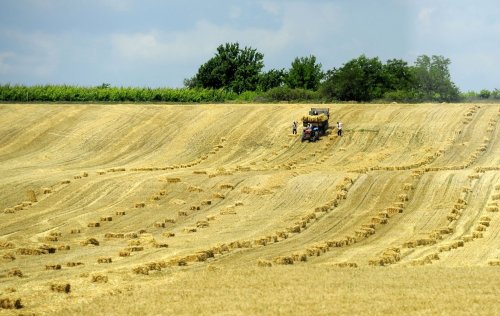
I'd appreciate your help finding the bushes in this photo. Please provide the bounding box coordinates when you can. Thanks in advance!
[0,85,235,103]
[262,87,319,102]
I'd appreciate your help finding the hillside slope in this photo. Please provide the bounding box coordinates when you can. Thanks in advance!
[0,103,498,315]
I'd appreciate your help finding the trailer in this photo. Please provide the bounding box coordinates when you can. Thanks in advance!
[301,108,330,142]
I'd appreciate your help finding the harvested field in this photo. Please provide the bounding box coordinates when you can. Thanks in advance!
[0,103,499,315]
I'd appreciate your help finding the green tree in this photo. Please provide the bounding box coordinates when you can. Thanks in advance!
[383,59,415,92]
[320,55,386,101]
[258,68,287,91]
[413,55,460,102]
[286,55,323,90]
[185,43,264,93]
[478,89,491,99]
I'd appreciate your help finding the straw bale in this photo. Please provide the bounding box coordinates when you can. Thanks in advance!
[0,298,23,309]
[50,283,71,293]
[97,257,112,264]
[273,256,294,265]
[257,259,272,267]
[91,274,108,283]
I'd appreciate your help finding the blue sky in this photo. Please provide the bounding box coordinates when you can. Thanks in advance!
[0,0,499,91]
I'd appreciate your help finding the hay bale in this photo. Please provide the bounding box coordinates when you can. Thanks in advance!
[0,240,15,249]
[475,224,487,231]
[398,193,409,201]
[479,221,490,227]
[2,253,15,261]
[273,256,294,265]
[332,262,358,268]
[178,211,188,216]
[488,260,500,266]
[166,177,181,183]
[7,269,23,278]
[164,218,176,224]
[403,240,418,248]
[220,207,237,215]
[66,262,83,267]
[81,238,99,246]
[472,232,483,238]
[196,220,209,228]
[87,222,100,228]
[183,227,197,233]
[154,222,167,228]
[45,264,62,270]
[26,189,37,202]
[190,205,200,210]
[50,283,71,293]
[105,233,124,238]
[100,216,112,222]
[16,248,42,256]
[57,245,70,251]
[257,259,273,267]
[126,246,144,252]
[125,232,139,238]
[42,187,52,194]
[213,192,225,199]
[97,257,112,264]
[188,185,204,192]
[61,180,71,184]
[201,200,212,205]
[403,183,413,191]
[153,242,168,248]
[462,235,474,242]
[91,274,108,283]
[0,298,23,309]
[119,250,131,257]
[487,206,499,212]
[135,202,146,208]
[70,229,81,234]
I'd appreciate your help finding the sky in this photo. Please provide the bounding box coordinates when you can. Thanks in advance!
[0,0,499,91]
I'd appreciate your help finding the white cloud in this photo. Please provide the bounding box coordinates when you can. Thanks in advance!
[110,1,341,67]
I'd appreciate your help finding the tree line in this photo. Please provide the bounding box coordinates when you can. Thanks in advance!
[185,42,465,102]
[1,42,498,103]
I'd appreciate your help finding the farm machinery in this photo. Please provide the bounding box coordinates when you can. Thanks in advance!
[301,108,330,142]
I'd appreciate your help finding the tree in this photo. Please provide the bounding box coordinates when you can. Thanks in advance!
[258,68,287,91]
[286,55,323,90]
[320,55,386,101]
[413,55,460,102]
[185,43,264,93]
[383,59,415,92]
[478,89,491,99]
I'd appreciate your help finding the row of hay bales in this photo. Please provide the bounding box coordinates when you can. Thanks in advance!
[369,247,401,266]
[408,182,499,265]
[274,175,420,266]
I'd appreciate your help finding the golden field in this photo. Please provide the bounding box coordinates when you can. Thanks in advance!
[0,103,499,315]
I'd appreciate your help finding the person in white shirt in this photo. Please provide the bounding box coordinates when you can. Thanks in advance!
[337,121,343,136]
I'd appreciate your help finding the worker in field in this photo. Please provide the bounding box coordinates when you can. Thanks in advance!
[337,121,343,136]
[292,120,298,134]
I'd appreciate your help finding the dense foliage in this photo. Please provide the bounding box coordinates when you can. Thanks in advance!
[0,85,237,103]
[185,43,264,94]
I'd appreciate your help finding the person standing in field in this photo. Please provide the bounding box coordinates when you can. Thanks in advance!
[292,120,298,134]
[337,121,343,136]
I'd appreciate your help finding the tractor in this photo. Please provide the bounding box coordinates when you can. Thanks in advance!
[301,108,330,142]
